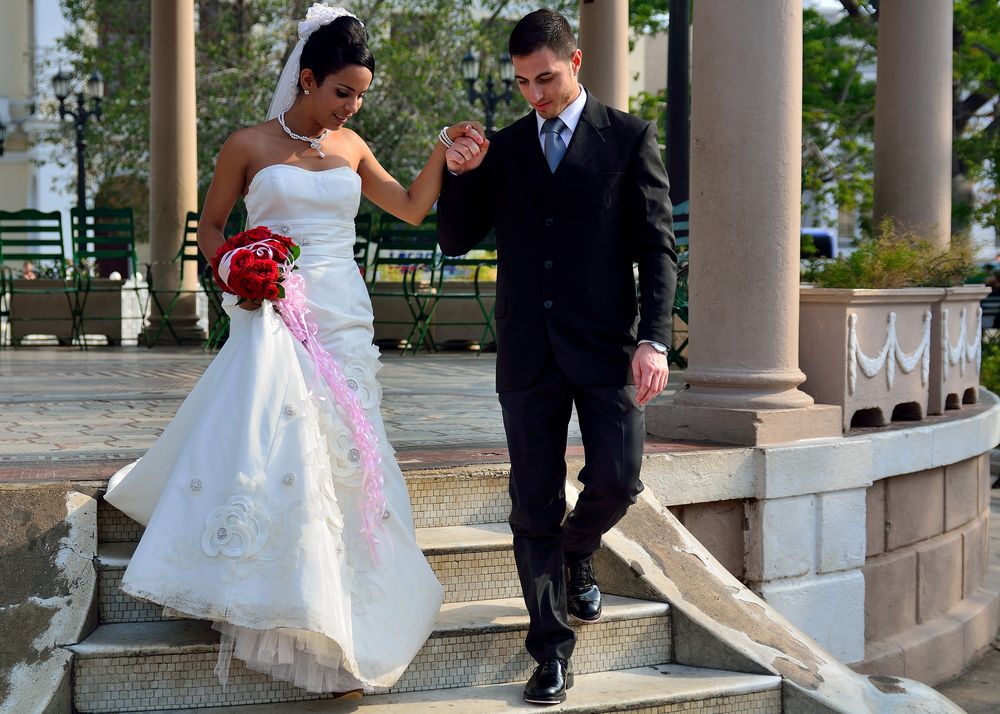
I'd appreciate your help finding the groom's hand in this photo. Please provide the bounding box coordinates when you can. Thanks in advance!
[446,122,489,175]
[631,343,669,405]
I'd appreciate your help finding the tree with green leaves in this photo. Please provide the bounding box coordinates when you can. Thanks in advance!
[628,1,998,243]
[41,0,577,230]
[829,0,1000,239]
[801,6,877,233]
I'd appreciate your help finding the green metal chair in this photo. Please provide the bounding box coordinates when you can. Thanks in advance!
[416,231,498,352]
[71,207,144,346]
[201,265,229,350]
[145,211,207,346]
[198,206,250,351]
[668,200,690,368]
[354,213,378,281]
[0,209,81,347]
[367,215,441,352]
[672,199,690,251]
[668,261,689,368]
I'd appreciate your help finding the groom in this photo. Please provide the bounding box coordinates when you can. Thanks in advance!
[437,9,676,705]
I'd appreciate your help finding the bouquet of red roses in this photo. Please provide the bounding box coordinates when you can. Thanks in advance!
[211,226,299,303]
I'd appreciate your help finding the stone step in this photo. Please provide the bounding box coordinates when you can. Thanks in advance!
[156,665,783,714]
[70,595,672,713]
[97,467,511,543]
[96,523,519,623]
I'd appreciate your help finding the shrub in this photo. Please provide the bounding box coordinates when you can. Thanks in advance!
[980,334,1000,396]
[804,219,976,289]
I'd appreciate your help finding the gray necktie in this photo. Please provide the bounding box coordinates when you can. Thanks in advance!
[542,117,567,173]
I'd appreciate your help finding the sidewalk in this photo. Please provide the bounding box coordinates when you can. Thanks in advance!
[0,347,689,483]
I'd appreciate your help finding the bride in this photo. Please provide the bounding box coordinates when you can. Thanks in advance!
[104,3,486,696]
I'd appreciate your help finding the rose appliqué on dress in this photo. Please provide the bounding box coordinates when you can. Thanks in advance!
[342,358,383,411]
[202,494,269,558]
[326,420,364,487]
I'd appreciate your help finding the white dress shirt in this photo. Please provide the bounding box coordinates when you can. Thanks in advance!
[535,85,588,152]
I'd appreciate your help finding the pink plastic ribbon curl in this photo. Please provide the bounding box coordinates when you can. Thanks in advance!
[277,271,387,562]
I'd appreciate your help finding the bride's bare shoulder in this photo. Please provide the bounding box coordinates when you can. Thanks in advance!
[225,122,276,149]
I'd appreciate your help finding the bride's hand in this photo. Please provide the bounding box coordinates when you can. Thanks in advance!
[239,299,262,311]
[445,122,489,175]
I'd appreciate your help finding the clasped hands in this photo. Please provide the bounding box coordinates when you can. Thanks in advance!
[445,122,489,174]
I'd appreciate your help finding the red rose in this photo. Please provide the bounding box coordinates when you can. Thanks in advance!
[229,250,255,271]
[264,283,281,301]
[253,261,280,282]
[244,227,271,243]
[235,274,266,299]
[269,243,290,262]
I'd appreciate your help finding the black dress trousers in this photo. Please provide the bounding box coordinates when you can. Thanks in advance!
[498,356,645,663]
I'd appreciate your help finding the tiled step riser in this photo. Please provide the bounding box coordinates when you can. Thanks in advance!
[97,474,511,543]
[98,500,144,543]
[408,475,510,529]
[606,691,782,714]
[73,616,671,713]
[99,548,522,623]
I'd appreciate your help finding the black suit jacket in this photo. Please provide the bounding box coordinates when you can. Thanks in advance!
[437,93,677,392]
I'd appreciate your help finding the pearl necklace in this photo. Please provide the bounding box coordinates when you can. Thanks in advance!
[277,112,329,158]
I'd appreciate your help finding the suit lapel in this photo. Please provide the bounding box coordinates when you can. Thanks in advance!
[517,110,551,176]
[506,93,611,196]
[508,111,551,191]
[551,93,610,191]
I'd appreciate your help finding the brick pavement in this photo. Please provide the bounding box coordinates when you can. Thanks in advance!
[0,348,693,483]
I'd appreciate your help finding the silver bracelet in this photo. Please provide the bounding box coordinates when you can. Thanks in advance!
[438,126,454,148]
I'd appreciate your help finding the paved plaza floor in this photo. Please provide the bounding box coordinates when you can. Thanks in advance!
[0,347,687,483]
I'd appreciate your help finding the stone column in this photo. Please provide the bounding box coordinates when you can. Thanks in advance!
[872,0,952,249]
[578,0,628,111]
[647,0,840,445]
[146,0,202,344]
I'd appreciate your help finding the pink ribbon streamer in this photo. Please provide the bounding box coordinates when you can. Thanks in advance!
[277,271,386,561]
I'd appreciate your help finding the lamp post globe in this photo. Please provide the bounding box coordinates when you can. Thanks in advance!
[461,50,480,83]
[87,72,105,102]
[499,53,515,83]
[52,69,71,102]
[461,49,513,137]
[53,69,103,212]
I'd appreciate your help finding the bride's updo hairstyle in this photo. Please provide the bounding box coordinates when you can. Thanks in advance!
[298,15,374,92]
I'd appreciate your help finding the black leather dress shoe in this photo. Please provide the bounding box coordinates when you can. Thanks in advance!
[523,658,573,705]
[567,560,602,623]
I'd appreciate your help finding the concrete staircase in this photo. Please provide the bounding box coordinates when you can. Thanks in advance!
[69,467,782,713]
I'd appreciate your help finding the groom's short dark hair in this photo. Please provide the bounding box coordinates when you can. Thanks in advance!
[508,9,577,59]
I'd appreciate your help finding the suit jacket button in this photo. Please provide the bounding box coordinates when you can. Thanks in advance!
[543,299,554,309]
[543,260,554,269]
[544,217,554,227]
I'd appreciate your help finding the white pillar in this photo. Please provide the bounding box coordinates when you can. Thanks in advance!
[647,0,840,445]
[578,0,629,111]
[873,0,953,249]
[147,0,202,343]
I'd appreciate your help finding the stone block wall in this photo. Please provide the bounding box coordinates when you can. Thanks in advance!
[669,500,747,580]
[858,453,997,686]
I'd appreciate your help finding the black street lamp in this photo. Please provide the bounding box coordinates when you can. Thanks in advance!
[0,118,7,157]
[461,50,514,136]
[53,68,104,211]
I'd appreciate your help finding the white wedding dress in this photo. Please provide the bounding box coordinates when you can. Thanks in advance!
[104,164,443,693]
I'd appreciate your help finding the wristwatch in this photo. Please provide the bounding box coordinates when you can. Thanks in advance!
[641,340,668,354]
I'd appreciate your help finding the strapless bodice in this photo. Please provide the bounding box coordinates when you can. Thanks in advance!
[245,164,362,258]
